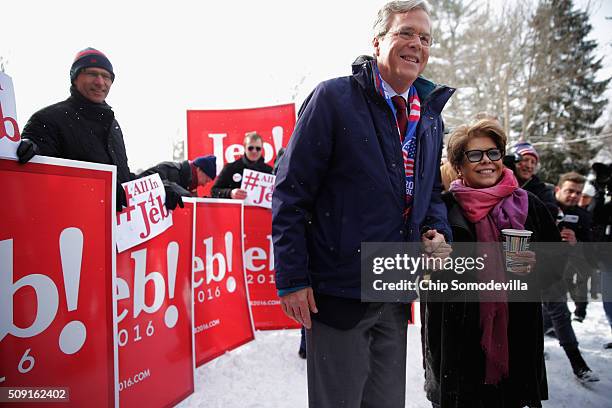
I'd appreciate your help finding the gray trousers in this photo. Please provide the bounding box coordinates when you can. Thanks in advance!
[306,302,410,408]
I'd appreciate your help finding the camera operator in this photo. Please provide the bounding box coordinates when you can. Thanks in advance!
[589,162,612,349]
[506,142,558,217]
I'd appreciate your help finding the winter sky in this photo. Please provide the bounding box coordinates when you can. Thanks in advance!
[2,0,611,171]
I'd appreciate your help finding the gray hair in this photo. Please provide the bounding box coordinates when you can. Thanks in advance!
[373,0,432,38]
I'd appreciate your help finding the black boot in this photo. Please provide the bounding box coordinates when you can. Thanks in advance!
[563,346,599,383]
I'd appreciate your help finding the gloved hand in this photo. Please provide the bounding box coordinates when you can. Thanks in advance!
[116,183,127,212]
[16,139,39,163]
[163,180,190,210]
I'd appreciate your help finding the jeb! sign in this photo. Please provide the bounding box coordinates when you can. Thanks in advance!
[240,169,275,209]
[191,199,255,365]
[116,205,195,407]
[243,207,300,330]
[186,103,295,196]
[0,157,118,408]
[116,173,172,252]
[0,72,20,159]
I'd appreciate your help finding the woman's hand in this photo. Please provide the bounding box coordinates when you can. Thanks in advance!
[505,250,536,275]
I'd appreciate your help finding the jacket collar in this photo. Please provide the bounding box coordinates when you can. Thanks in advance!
[241,155,265,166]
[351,55,454,116]
[68,86,113,111]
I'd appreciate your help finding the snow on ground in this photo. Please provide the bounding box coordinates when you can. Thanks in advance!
[177,302,612,408]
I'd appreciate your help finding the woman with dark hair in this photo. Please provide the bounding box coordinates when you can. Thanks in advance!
[422,119,562,408]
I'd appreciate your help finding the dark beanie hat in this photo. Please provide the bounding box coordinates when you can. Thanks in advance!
[70,47,114,83]
[192,155,217,179]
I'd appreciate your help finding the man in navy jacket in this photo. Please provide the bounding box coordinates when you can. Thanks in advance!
[272,1,454,406]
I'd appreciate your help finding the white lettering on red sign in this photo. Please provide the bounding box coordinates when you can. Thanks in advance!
[1,228,87,355]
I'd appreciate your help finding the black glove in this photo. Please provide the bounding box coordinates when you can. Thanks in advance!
[16,139,38,164]
[116,183,128,212]
[163,180,190,210]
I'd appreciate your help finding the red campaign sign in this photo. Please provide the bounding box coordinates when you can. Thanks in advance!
[186,103,295,196]
[116,206,194,407]
[192,199,254,366]
[0,157,117,407]
[244,207,300,330]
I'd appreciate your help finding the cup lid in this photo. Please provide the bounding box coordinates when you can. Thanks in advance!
[501,229,533,237]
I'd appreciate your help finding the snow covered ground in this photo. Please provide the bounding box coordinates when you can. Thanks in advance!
[177,302,612,408]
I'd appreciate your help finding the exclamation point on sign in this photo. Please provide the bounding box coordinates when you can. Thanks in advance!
[164,242,179,329]
[224,232,237,293]
[58,228,87,355]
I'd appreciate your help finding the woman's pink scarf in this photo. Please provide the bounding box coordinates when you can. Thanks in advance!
[449,168,528,384]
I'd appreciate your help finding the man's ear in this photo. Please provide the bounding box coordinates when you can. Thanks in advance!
[372,37,380,57]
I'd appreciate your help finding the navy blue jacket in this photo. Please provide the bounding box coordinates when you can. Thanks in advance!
[272,56,454,299]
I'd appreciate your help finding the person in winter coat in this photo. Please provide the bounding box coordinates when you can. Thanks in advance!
[211,131,273,199]
[511,142,558,217]
[422,118,563,408]
[272,1,453,406]
[540,172,599,382]
[139,155,217,195]
[16,47,187,211]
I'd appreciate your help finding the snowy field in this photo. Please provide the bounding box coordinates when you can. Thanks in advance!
[177,302,612,408]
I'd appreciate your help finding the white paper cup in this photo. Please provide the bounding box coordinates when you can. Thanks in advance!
[501,229,533,270]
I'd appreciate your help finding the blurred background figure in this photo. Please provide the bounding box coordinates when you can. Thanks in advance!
[140,155,217,196]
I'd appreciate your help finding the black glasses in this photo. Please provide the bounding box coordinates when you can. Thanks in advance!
[247,146,262,152]
[464,148,502,163]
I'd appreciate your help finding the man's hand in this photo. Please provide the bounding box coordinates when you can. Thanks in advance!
[421,229,452,270]
[280,287,318,329]
[560,227,577,246]
[163,180,190,210]
[230,188,247,199]
[16,139,38,164]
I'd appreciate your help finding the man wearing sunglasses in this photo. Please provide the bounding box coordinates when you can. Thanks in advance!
[211,131,273,199]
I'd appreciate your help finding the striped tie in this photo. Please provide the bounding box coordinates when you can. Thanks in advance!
[391,95,408,142]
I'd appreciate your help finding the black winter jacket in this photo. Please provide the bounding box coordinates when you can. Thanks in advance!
[211,156,272,198]
[520,175,557,218]
[139,160,194,191]
[21,87,134,184]
[422,191,562,408]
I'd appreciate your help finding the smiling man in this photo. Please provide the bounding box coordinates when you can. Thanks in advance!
[272,1,453,406]
[16,47,189,211]
[211,131,273,199]
[511,141,558,217]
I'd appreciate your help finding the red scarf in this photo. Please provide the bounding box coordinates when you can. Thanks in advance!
[449,168,528,384]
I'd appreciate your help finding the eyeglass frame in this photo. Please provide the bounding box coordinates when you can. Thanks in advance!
[383,28,434,47]
[463,148,503,163]
[247,146,262,152]
[81,68,113,83]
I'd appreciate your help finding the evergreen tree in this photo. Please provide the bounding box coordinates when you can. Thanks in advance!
[520,0,610,177]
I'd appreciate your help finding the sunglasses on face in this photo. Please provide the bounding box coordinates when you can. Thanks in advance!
[464,148,502,163]
[247,146,262,152]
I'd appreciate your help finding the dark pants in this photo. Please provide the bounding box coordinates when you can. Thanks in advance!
[299,326,306,353]
[542,301,578,348]
[564,257,593,318]
[602,265,612,330]
[306,302,410,408]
